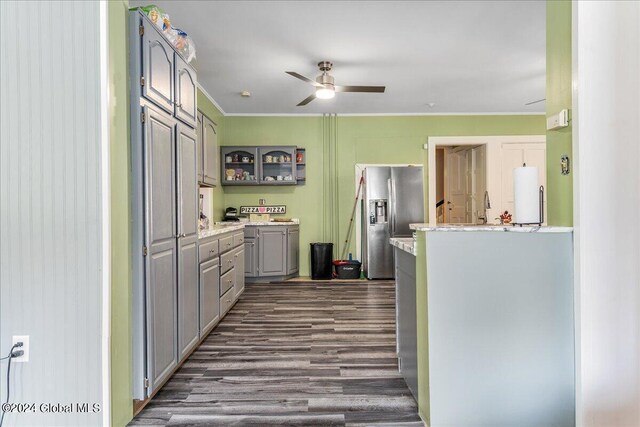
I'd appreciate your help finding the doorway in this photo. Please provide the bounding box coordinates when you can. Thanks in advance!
[436,145,487,224]
[428,135,546,225]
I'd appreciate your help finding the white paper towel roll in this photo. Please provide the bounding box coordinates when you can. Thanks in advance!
[514,166,540,224]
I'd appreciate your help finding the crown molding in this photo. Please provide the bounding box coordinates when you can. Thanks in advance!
[224,111,545,117]
[197,83,226,116]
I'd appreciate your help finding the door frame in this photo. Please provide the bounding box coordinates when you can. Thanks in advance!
[427,135,545,226]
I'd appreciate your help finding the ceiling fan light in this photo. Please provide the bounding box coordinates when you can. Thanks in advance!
[315,87,335,99]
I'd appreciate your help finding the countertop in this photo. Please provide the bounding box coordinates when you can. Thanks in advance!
[390,237,416,256]
[217,219,300,226]
[409,224,573,233]
[199,224,245,239]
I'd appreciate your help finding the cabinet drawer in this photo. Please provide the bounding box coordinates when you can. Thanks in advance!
[244,227,258,238]
[233,232,245,247]
[199,239,219,263]
[219,234,234,253]
[220,248,235,274]
[220,286,235,316]
[220,267,235,296]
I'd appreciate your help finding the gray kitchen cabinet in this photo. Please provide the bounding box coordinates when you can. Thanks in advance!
[177,124,199,361]
[130,9,201,400]
[287,227,299,274]
[174,54,197,127]
[199,257,220,335]
[258,227,287,276]
[221,146,306,186]
[141,18,174,114]
[258,146,297,184]
[244,239,258,277]
[233,245,245,298]
[245,225,299,282]
[202,115,218,186]
[142,104,178,390]
[196,113,203,182]
[394,247,418,402]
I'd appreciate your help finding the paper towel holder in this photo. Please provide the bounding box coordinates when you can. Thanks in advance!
[513,185,545,227]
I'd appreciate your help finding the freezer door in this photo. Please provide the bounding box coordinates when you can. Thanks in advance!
[390,167,424,237]
[366,223,394,279]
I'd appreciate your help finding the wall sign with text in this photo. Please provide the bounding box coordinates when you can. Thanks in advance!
[240,205,287,214]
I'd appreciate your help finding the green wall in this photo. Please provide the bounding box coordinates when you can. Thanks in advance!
[546,0,573,225]
[223,114,545,276]
[223,117,325,276]
[109,0,133,425]
[197,89,226,221]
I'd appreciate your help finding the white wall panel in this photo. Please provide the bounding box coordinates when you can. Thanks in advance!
[0,1,105,425]
[573,1,640,426]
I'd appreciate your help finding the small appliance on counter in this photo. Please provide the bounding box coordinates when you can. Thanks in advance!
[223,207,239,222]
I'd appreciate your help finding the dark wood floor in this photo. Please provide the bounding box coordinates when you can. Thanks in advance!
[130,281,422,426]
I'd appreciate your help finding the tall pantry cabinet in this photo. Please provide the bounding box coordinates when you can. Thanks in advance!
[129,10,199,400]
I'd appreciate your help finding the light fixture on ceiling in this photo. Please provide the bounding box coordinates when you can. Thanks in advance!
[315,86,335,99]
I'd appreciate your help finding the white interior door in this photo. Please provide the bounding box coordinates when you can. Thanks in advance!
[471,145,487,223]
[501,143,547,220]
[445,148,469,223]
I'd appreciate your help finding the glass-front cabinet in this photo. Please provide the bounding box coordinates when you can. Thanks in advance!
[220,145,304,186]
[220,146,259,185]
[258,146,297,185]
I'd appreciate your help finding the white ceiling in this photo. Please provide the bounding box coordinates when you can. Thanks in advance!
[132,1,546,115]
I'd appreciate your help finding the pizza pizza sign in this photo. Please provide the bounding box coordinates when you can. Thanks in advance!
[240,206,287,214]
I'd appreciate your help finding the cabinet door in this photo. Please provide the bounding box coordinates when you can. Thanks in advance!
[258,146,297,185]
[141,21,174,113]
[177,124,198,239]
[178,238,198,361]
[196,112,203,183]
[199,258,220,335]
[244,238,258,277]
[287,227,299,275]
[143,105,177,391]
[177,124,199,361]
[174,54,197,127]
[258,228,287,276]
[234,246,245,298]
[202,116,218,186]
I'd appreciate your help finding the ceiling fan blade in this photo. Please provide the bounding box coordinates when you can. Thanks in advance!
[297,93,316,106]
[335,85,386,93]
[286,71,325,88]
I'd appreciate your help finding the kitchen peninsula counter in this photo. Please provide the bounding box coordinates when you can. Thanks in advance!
[412,225,575,426]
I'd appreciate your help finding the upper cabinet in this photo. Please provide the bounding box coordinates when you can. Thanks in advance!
[198,113,218,187]
[220,146,260,185]
[174,55,197,128]
[137,11,196,129]
[221,145,304,186]
[141,26,174,113]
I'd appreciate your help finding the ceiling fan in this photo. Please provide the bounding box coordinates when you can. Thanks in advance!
[286,61,386,106]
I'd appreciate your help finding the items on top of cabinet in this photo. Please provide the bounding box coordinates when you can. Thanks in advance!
[136,4,196,63]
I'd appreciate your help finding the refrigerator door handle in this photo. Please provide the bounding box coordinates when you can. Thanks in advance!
[388,178,397,236]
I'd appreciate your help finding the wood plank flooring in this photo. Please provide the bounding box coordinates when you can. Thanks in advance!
[129,281,422,426]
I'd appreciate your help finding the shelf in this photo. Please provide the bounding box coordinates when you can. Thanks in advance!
[296,163,306,166]
[225,162,254,165]
[262,162,292,165]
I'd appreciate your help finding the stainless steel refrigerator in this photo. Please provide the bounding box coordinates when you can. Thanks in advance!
[362,166,424,279]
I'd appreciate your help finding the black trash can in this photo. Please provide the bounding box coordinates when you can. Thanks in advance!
[310,243,333,280]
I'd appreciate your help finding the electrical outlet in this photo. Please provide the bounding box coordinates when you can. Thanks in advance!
[12,335,29,362]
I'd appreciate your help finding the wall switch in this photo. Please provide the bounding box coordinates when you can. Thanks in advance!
[12,335,29,362]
